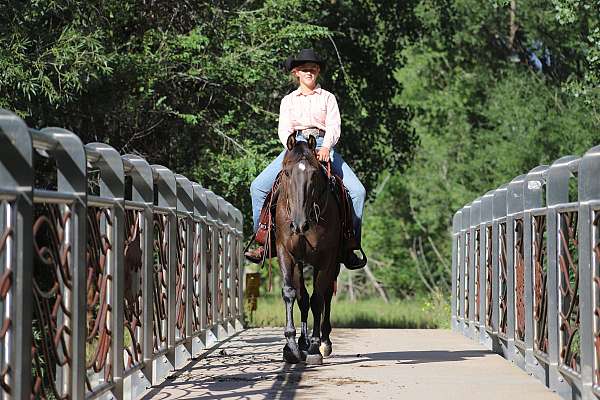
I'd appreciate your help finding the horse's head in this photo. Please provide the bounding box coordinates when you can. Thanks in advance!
[281,134,328,235]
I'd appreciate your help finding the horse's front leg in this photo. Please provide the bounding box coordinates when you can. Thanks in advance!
[279,247,302,364]
[294,263,310,356]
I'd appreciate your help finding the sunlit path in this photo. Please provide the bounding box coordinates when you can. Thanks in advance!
[145,328,557,400]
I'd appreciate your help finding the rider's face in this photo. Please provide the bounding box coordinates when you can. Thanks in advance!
[294,63,320,88]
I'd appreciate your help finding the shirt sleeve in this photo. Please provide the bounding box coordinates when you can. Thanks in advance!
[278,95,294,148]
[323,93,341,149]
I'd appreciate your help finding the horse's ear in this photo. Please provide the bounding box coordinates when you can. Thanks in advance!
[308,135,317,150]
[286,134,296,151]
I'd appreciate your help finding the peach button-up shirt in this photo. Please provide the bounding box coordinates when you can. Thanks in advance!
[277,85,341,149]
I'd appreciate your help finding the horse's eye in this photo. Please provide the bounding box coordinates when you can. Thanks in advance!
[284,170,290,177]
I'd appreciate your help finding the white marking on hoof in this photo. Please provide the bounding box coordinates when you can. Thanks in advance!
[320,343,332,358]
[305,353,323,365]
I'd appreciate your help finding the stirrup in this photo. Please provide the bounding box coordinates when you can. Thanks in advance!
[245,246,265,264]
[344,247,367,270]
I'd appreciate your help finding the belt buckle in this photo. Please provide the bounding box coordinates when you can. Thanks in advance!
[301,128,320,140]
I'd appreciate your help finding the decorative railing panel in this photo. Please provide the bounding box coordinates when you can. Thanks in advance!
[452,145,600,400]
[152,213,170,353]
[465,232,470,322]
[485,225,493,329]
[191,219,203,334]
[85,205,114,393]
[455,235,461,320]
[175,216,187,341]
[558,210,580,374]
[123,208,143,370]
[533,214,548,355]
[206,224,214,327]
[475,228,480,322]
[514,218,526,343]
[498,222,508,337]
[593,210,600,386]
[32,202,74,399]
[0,109,245,399]
[0,200,14,397]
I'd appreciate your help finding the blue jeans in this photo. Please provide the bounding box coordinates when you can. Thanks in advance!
[250,134,366,244]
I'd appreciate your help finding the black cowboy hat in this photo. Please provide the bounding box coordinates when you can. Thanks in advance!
[284,48,325,72]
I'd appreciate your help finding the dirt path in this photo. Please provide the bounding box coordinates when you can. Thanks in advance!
[143,328,558,400]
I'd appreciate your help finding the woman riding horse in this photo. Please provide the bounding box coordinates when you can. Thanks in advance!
[246,48,367,270]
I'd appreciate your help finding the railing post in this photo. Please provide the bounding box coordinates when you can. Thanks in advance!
[216,196,228,334]
[546,156,579,397]
[190,183,206,354]
[451,211,461,332]
[175,174,194,368]
[469,197,482,340]
[194,185,215,347]
[85,143,125,399]
[205,190,223,340]
[225,202,236,333]
[493,184,508,356]
[460,204,471,337]
[578,147,600,400]
[151,165,177,382]
[42,127,88,399]
[523,165,548,383]
[507,174,526,369]
[122,154,154,399]
[0,110,33,400]
[233,207,244,329]
[480,191,495,350]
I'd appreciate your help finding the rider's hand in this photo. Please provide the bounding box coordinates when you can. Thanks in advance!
[317,147,330,162]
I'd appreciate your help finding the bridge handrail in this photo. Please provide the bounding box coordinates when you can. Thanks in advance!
[452,143,600,399]
[0,109,245,399]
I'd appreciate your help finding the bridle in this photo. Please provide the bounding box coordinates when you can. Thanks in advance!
[282,155,331,228]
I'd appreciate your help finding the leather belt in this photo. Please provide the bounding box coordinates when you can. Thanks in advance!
[295,128,325,140]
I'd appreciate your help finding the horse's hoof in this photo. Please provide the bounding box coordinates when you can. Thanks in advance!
[298,335,309,352]
[283,344,301,364]
[305,353,323,365]
[320,342,332,358]
[300,350,308,361]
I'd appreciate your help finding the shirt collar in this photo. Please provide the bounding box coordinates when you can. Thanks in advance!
[293,84,322,96]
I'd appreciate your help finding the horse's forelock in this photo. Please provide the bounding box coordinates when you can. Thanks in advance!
[283,141,320,169]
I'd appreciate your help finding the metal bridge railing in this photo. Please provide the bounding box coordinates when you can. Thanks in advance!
[0,109,245,399]
[452,144,600,400]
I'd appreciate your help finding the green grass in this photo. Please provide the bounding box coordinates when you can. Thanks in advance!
[246,292,450,329]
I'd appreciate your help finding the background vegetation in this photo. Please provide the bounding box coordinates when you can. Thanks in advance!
[2,0,600,316]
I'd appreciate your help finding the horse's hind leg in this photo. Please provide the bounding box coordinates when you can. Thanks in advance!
[295,265,310,355]
[320,280,335,358]
[280,252,302,363]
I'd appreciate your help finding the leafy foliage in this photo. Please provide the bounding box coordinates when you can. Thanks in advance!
[363,0,600,297]
[3,0,600,299]
[1,0,415,236]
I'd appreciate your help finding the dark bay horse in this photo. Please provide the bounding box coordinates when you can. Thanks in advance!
[276,134,341,365]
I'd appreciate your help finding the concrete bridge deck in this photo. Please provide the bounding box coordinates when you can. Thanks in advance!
[143,328,558,400]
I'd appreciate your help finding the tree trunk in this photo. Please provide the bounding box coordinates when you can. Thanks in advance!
[348,271,355,302]
[508,0,518,51]
[364,264,389,303]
